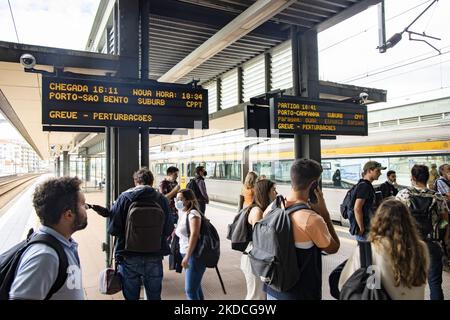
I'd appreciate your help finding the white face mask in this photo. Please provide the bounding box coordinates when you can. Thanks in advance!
[175,200,184,211]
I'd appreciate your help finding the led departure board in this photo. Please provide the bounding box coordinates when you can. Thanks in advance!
[269,96,367,136]
[42,75,208,129]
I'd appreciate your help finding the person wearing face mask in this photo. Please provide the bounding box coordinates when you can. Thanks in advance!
[174,189,205,300]
[191,166,209,215]
[240,179,277,300]
[8,177,88,300]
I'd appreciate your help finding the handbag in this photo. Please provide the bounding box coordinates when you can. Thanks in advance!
[99,241,122,295]
[99,266,122,295]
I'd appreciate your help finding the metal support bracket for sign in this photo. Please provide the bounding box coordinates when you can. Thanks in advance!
[249,89,285,106]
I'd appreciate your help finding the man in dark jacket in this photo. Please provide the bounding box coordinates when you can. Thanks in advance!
[194,166,209,215]
[92,168,173,300]
[379,170,399,199]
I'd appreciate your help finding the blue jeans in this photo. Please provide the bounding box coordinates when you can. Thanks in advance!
[426,241,444,300]
[118,255,163,300]
[266,293,277,300]
[181,254,206,300]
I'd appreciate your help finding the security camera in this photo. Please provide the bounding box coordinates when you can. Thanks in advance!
[359,92,369,104]
[20,53,36,69]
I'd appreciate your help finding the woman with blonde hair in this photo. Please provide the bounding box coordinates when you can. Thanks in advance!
[241,179,277,300]
[239,171,258,210]
[339,199,429,299]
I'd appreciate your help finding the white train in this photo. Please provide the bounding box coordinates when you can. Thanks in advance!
[150,123,450,224]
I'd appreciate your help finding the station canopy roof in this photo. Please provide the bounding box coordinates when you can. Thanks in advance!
[0,0,383,159]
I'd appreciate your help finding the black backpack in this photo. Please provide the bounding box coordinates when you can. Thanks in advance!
[408,190,437,241]
[186,211,227,294]
[0,229,69,300]
[226,206,253,252]
[125,197,166,253]
[186,178,204,202]
[248,196,308,292]
[340,241,391,300]
[340,181,365,235]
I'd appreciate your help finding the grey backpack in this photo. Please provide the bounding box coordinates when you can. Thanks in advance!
[248,196,308,292]
[226,205,253,252]
[124,198,165,253]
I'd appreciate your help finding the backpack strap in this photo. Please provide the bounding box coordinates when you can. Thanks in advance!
[284,202,310,215]
[28,234,69,300]
[185,210,203,237]
[358,240,372,268]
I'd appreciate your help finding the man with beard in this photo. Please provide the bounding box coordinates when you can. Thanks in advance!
[9,177,88,300]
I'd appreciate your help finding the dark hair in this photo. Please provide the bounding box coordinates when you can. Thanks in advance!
[166,166,179,175]
[195,166,205,176]
[439,164,448,177]
[253,179,275,211]
[411,164,429,185]
[387,170,396,177]
[290,159,323,191]
[133,167,154,185]
[32,177,82,226]
[178,188,202,214]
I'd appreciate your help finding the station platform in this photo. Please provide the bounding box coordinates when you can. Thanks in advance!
[1,179,449,300]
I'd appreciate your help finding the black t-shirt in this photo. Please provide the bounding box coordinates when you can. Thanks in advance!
[355,179,375,229]
[379,181,398,198]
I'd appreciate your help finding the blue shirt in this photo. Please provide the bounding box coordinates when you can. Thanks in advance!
[9,226,84,300]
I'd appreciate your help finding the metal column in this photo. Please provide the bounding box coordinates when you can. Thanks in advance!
[116,0,140,193]
[139,0,150,169]
[292,27,321,163]
[55,156,60,177]
[63,151,70,176]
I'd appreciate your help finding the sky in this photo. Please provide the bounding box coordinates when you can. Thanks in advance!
[0,0,448,142]
[0,0,100,141]
[319,0,450,109]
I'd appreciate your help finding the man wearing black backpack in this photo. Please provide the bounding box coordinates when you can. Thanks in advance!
[352,161,385,240]
[188,166,209,215]
[397,164,449,300]
[259,159,340,300]
[3,177,88,300]
[92,168,173,300]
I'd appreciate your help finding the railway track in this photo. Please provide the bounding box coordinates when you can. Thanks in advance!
[0,174,41,196]
[0,174,42,210]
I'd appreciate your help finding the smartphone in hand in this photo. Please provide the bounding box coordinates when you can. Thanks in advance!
[309,180,319,204]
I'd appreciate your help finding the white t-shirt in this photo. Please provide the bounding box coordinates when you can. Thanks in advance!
[175,209,202,254]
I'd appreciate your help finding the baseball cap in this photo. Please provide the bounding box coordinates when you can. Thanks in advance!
[363,161,387,171]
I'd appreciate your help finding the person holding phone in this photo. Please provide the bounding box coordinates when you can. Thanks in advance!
[263,159,340,300]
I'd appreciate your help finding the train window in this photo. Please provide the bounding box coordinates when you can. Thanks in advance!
[187,163,195,177]
[253,161,273,180]
[274,160,292,183]
[215,161,241,180]
[205,162,216,179]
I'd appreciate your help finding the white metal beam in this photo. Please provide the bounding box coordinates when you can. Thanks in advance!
[158,0,296,83]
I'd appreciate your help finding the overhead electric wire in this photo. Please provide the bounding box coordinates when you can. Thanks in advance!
[357,56,450,86]
[7,0,20,43]
[319,0,434,53]
[341,47,450,83]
